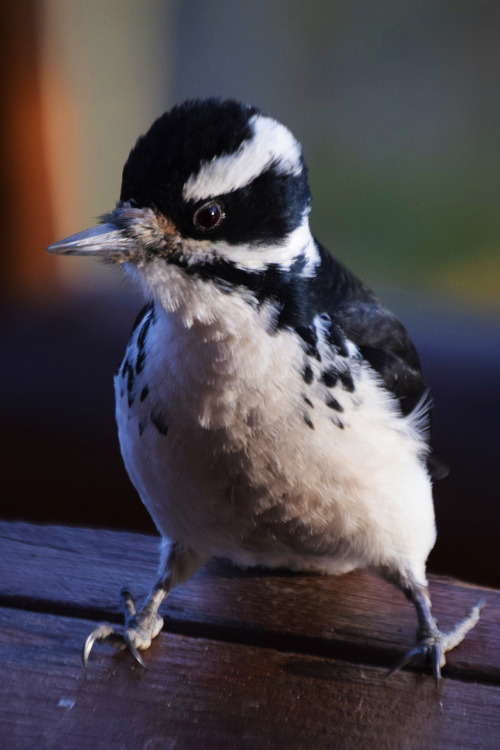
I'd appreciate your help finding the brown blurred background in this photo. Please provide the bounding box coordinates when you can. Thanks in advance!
[1,1,499,586]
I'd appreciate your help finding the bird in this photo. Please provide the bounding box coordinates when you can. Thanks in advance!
[46,98,483,683]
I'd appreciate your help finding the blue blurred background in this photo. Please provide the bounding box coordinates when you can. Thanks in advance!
[1,1,499,585]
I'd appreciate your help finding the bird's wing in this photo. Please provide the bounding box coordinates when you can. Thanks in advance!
[312,242,451,479]
[312,241,427,418]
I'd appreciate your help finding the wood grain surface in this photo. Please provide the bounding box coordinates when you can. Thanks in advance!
[0,522,498,749]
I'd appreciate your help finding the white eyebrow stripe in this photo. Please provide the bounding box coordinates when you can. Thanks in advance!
[182,114,303,203]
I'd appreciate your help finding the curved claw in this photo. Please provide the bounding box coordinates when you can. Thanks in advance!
[82,623,126,667]
[431,643,442,687]
[388,642,445,684]
[82,633,95,668]
[82,624,147,669]
[124,632,147,669]
[387,596,485,685]
[386,646,424,678]
[82,586,166,669]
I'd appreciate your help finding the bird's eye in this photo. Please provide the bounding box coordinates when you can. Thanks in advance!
[193,201,224,231]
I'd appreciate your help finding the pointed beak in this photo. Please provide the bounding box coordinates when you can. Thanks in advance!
[46,223,135,259]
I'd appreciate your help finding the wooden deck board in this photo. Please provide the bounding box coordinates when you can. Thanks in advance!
[1,521,499,748]
[1,522,498,681]
[1,606,499,750]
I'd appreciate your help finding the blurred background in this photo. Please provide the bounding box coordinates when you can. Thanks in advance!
[1,0,499,586]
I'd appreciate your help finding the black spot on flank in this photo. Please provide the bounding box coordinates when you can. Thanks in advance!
[302,362,314,385]
[331,417,344,430]
[326,322,349,357]
[131,303,154,337]
[303,396,314,408]
[120,359,136,407]
[320,368,338,388]
[136,311,153,374]
[151,410,169,436]
[325,395,344,412]
[136,351,145,374]
[127,380,135,407]
[340,371,355,392]
[140,385,149,402]
[296,325,321,361]
[304,414,314,429]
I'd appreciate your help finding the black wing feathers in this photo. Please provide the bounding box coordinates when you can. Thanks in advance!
[312,241,427,417]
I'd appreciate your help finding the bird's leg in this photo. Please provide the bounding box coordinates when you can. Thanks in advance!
[83,541,203,668]
[384,569,484,685]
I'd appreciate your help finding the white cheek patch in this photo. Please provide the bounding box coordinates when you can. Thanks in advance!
[212,217,320,275]
[182,114,303,203]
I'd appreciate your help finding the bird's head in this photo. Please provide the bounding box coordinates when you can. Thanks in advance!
[47,99,319,319]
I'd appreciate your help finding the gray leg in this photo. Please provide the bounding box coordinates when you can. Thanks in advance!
[383,568,484,685]
[83,542,203,668]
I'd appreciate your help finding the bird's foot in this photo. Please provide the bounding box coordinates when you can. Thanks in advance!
[388,598,485,685]
[82,587,164,669]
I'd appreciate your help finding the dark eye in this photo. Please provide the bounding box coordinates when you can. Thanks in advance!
[193,201,224,231]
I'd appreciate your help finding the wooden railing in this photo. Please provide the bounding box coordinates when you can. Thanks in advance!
[1,521,498,748]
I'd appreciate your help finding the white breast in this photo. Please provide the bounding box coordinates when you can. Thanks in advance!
[116,262,435,584]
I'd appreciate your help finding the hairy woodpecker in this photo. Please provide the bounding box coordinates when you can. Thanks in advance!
[47,98,483,682]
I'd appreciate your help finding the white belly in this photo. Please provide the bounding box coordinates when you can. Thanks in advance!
[116,298,435,582]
